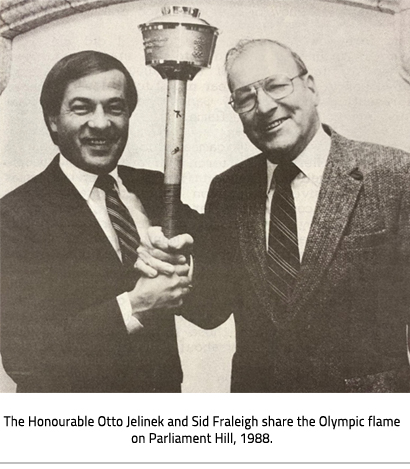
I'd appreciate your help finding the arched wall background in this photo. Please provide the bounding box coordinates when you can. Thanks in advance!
[1,0,410,392]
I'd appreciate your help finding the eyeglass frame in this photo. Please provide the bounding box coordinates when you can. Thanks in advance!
[228,70,308,114]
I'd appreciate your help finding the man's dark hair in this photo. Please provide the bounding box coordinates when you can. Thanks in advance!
[40,50,138,145]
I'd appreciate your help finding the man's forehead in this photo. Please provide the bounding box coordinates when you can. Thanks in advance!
[228,44,299,91]
[64,70,127,99]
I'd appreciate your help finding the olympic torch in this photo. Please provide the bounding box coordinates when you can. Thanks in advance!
[139,6,219,238]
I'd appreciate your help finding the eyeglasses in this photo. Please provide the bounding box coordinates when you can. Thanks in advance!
[229,72,307,114]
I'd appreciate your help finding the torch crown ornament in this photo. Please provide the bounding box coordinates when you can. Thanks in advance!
[139,6,219,80]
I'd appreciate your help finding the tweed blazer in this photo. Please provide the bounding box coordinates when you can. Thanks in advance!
[186,126,410,392]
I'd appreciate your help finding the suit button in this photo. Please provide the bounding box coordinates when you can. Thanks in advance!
[349,168,363,181]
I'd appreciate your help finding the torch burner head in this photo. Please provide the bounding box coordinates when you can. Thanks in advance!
[139,6,219,80]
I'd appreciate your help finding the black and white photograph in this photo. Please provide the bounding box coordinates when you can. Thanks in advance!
[2,0,410,464]
[1,0,409,398]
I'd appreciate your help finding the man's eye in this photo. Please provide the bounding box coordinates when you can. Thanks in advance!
[71,105,90,115]
[233,88,254,106]
[265,83,289,93]
[236,93,254,108]
[107,105,126,115]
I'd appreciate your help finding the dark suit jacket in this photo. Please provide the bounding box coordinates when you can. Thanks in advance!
[187,126,410,392]
[0,157,198,393]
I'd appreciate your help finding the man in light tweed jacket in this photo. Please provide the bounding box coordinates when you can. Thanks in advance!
[142,39,410,392]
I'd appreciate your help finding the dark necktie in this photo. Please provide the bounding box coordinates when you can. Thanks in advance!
[95,174,140,267]
[267,162,301,306]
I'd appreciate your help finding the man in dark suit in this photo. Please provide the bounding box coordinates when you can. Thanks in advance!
[141,39,410,392]
[0,50,196,393]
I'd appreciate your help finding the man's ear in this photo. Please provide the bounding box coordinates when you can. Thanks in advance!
[48,115,58,132]
[305,74,320,106]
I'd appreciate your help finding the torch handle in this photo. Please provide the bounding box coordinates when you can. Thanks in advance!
[163,79,187,238]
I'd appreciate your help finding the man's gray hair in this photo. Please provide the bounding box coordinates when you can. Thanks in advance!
[225,39,308,90]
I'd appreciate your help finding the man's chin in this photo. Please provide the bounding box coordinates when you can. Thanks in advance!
[248,131,287,155]
[82,155,120,174]
[260,141,300,163]
[255,141,292,158]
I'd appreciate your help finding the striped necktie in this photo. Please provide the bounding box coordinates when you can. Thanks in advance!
[95,174,140,267]
[267,162,300,306]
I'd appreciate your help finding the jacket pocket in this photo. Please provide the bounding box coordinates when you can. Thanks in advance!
[339,229,388,251]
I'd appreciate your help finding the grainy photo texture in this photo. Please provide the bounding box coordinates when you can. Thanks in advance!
[1,0,409,393]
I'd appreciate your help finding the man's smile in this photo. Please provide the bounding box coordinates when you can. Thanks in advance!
[257,116,289,133]
[81,136,118,150]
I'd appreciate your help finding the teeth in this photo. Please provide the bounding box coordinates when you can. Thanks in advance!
[88,139,108,145]
[266,118,287,130]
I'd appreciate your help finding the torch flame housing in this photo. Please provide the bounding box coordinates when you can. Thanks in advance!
[139,6,219,80]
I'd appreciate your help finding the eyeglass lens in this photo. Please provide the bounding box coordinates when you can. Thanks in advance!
[232,75,295,114]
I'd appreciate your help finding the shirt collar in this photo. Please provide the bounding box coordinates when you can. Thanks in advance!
[59,154,121,200]
[266,124,331,193]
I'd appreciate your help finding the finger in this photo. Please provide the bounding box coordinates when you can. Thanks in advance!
[176,275,192,288]
[165,298,184,310]
[168,233,194,252]
[147,226,169,250]
[179,286,192,296]
[138,250,176,275]
[137,243,186,265]
[150,249,186,265]
[137,245,166,261]
[174,263,190,276]
[173,298,184,308]
[134,258,158,278]
[140,245,186,265]
[169,286,191,305]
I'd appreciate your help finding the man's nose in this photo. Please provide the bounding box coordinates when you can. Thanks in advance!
[255,87,278,115]
[88,106,110,129]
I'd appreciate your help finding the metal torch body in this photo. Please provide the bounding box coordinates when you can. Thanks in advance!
[140,6,218,237]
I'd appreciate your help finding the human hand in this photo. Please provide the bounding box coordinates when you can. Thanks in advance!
[128,271,192,320]
[136,226,194,278]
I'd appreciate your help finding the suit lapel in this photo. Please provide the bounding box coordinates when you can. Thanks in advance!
[288,129,364,318]
[37,158,137,306]
[43,158,123,268]
[236,155,277,317]
[119,166,163,226]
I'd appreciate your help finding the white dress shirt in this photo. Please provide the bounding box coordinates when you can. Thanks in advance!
[59,155,149,333]
[266,126,331,259]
